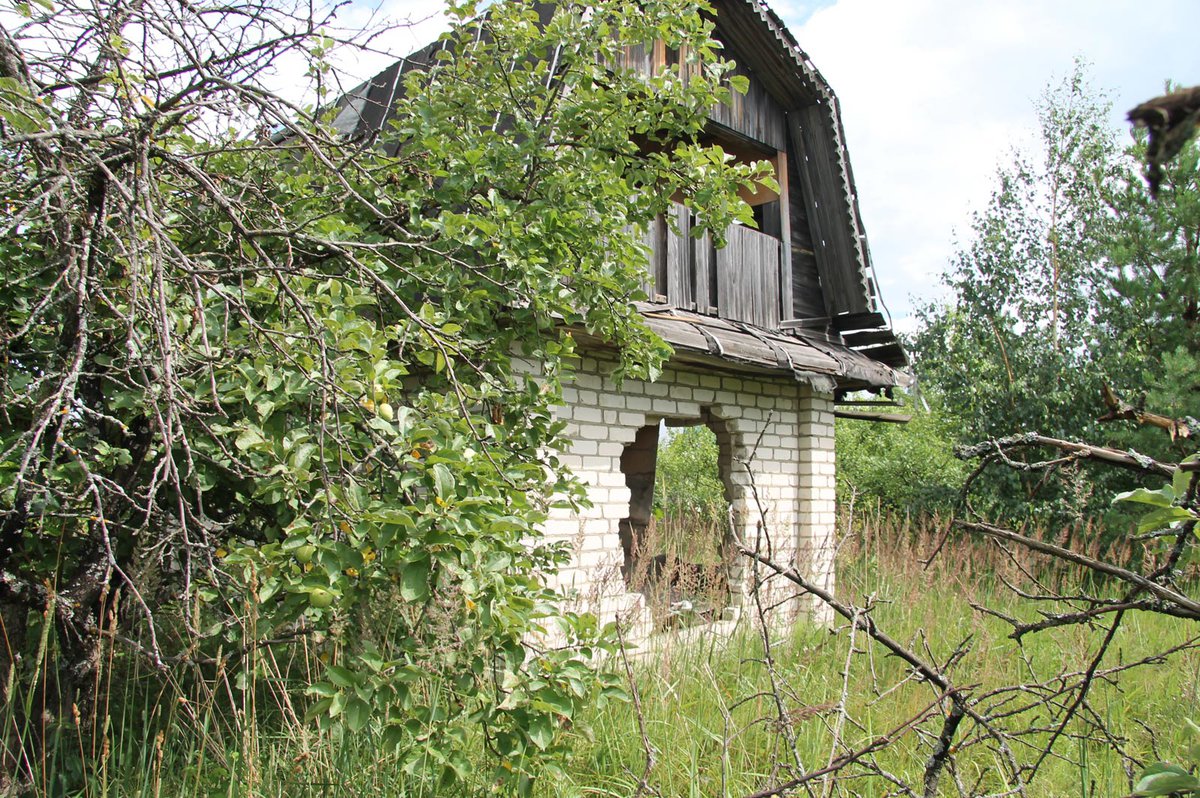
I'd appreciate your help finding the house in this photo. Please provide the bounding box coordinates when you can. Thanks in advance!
[331,0,909,637]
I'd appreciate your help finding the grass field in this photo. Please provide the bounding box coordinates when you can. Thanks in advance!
[16,508,1200,797]
[535,509,1200,798]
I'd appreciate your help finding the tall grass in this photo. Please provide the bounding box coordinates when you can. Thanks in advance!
[7,506,1198,796]
[544,505,1200,797]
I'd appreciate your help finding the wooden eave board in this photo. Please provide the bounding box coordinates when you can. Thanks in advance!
[790,108,870,316]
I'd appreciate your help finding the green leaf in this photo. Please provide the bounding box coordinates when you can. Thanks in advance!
[234,427,266,451]
[1136,506,1196,533]
[1174,466,1193,498]
[399,558,431,602]
[1114,486,1176,508]
[345,697,371,732]
[432,462,455,499]
[526,714,554,751]
[326,665,356,688]
[1134,762,1200,795]
[531,688,573,718]
[306,681,337,698]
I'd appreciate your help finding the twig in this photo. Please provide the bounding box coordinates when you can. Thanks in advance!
[614,616,657,798]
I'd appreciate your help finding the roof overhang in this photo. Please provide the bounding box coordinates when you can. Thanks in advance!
[579,304,911,393]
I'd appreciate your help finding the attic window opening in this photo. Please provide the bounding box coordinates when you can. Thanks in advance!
[698,129,783,240]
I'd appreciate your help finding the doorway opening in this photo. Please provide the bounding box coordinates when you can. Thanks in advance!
[618,411,735,627]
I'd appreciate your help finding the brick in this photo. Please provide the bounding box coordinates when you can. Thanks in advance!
[626,395,653,411]
[599,393,625,409]
[574,406,602,423]
[650,399,677,415]
[597,441,624,457]
[569,439,598,456]
[611,427,640,444]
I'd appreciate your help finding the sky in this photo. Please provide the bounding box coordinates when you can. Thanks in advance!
[333,0,1200,330]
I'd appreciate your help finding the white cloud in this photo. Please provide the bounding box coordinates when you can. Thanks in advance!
[790,0,1200,323]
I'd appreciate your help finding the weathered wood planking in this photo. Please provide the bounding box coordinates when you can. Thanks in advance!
[694,225,717,314]
[789,107,870,316]
[716,224,781,329]
[608,32,786,152]
[786,138,825,320]
[709,2,818,109]
[636,218,660,300]
[613,41,654,75]
[843,328,897,348]
[775,148,793,324]
[631,303,909,389]
[706,55,787,151]
[665,203,694,310]
[831,311,885,332]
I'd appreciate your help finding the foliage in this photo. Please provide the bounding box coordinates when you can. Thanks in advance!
[37,511,1200,797]
[911,63,1200,520]
[912,63,1115,441]
[835,394,967,514]
[654,425,726,524]
[0,0,769,791]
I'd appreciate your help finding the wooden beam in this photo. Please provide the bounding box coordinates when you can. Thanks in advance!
[854,342,907,367]
[776,147,793,325]
[830,311,886,332]
[835,409,912,424]
[843,329,896,348]
[835,399,901,407]
[780,316,830,329]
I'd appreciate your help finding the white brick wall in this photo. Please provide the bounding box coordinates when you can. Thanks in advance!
[544,354,838,637]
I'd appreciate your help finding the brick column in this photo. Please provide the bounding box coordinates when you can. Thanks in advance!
[796,384,836,624]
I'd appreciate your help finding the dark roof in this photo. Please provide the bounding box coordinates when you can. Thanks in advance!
[634,304,909,391]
